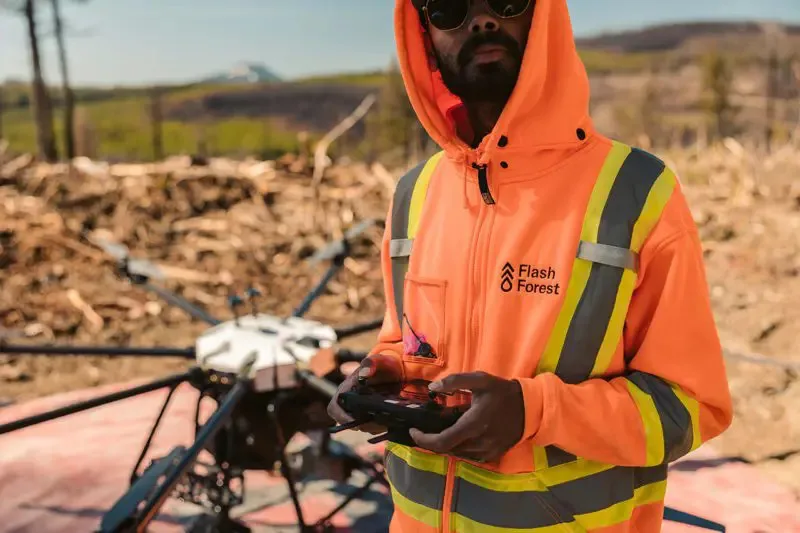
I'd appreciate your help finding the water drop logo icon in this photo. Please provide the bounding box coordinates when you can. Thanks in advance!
[500,262,514,292]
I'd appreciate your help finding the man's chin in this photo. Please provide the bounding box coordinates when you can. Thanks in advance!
[463,66,518,101]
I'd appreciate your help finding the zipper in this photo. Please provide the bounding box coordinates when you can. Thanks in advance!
[441,456,457,532]
[472,162,495,205]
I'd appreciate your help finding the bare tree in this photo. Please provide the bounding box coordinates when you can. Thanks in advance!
[25,0,58,161]
[0,86,4,140]
[50,0,75,159]
[2,0,59,160]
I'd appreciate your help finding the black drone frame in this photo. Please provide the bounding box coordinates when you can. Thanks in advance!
[0,221,389,533]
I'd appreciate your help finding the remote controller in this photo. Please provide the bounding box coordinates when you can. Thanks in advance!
[331,378,472,446]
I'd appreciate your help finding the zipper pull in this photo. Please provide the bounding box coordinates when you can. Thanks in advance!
[471,162,495,205]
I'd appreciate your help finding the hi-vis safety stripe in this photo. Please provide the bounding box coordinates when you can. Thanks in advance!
[386,442,669,532]
[532,141,681,471]
[389,151,445,326]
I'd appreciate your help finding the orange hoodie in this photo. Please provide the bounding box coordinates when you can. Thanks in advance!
[369,1,734,532]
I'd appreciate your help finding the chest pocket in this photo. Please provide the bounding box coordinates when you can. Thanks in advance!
[389,152,447,366]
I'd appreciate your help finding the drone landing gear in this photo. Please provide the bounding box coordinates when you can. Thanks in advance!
[268,393,388,533]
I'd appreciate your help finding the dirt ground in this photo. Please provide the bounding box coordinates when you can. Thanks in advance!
[1,141,799,498]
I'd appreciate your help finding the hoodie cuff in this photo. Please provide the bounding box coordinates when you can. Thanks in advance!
[514,376,546,442]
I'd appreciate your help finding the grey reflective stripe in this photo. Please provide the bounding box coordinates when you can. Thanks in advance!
[629,373,693,462]
[453,479,574,529]
[385,449,446,511]
[545,445,577,468]
[390,159,429,325]
[547,464,668,516]
[453,464,668,529]
[390,238,413,258]
[576,241,639,272]
[554,148,666,384]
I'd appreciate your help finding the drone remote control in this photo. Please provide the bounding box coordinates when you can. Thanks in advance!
[334,379,472,446]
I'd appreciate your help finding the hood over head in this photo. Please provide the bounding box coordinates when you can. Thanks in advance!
[394,0,595,172]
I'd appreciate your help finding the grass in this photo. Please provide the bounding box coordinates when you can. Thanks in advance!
[0,49,759,160]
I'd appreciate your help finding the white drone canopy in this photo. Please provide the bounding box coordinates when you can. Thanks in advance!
[195,313,338,392]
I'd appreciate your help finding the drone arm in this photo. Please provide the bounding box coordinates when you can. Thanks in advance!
[0,370,194,436]
[292,258,342,318]
[0,343,194,358]
[143,282,221,326]
[333,318,383,341]
[295,368,338,398]
[133,378,251,528]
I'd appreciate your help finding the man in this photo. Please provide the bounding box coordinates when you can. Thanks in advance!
[329,1,733,531]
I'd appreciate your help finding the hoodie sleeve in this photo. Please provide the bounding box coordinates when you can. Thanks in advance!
[516,193,733,468]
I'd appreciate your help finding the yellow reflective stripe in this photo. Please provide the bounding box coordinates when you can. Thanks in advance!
[535,458,615,486]
[386,442,448,475]
[580,141,633,243]
[451,513,584,533]
[630,167,677,252]
[625,379,665,465]
[407,150,444,238]
[457,462,548,493]
[590,266,637,377]
[388,482,442,529]
[672,385,702,451]
[575,480,667,530]
[536,141,631,374]
[533,445,549,471]
[590,166,676,378]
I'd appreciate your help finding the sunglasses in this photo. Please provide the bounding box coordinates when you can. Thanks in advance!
[422,0,532,32]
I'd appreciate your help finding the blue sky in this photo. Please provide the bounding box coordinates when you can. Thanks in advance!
[1,0,799,87]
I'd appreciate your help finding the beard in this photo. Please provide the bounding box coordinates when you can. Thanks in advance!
[435,30,523,104]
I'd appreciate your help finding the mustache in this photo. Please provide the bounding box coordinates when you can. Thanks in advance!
[458,31,521,66]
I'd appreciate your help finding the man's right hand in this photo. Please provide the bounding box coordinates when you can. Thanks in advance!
[327,353,403,435]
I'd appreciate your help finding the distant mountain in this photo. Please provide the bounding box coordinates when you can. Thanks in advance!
[200,62,281,84]
[576,21,800,54]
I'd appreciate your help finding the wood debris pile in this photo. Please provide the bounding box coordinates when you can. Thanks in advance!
[0,153,398,399]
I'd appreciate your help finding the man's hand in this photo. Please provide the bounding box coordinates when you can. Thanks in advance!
[409,372,525,463]
[327,353,403,435]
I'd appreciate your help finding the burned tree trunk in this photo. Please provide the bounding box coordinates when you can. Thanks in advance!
[51,0,75,160]
[24,0,58,162]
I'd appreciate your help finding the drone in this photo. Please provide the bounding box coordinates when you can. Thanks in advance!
[0,219,388,533]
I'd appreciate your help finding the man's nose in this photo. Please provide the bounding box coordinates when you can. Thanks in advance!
[468,12,500,33]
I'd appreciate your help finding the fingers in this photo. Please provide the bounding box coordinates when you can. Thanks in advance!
[409,404,485,453]
[451,439,504,463]
[327,396,354,425]
[430,371,493,393]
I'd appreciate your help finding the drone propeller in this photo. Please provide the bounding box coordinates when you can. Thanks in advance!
[86,232,167,282]
[307,218,377,266]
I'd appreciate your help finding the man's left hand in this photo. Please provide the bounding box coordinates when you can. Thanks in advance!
[409,372,525,464]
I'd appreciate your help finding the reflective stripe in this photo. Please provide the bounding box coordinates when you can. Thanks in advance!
[576,241,639,271]
[389,152,444,326]
[390,238,413,258]
[671,384,702,452]
[384,443,446,529]
[535,141,631,378]
[451,459,670,531]
[626,373,694,464]
[536,142,675,386]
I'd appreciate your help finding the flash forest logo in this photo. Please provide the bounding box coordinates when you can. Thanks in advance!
[500,262,561,295]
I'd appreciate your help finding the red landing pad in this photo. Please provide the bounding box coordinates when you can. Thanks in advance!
[1,380,799,533]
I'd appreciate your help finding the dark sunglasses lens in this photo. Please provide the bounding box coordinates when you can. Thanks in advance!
[486,0,530,17]
[427,0,469,30]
